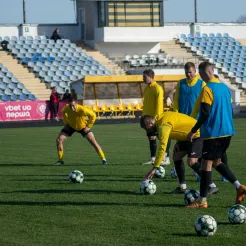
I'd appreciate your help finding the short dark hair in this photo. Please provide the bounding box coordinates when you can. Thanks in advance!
[143,69,155,78]
[140,115,155,129]
[69,94,77,102]
[184,62,196,70]
[198,61,213,70]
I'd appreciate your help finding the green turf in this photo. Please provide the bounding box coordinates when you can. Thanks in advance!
[0,119,246,245]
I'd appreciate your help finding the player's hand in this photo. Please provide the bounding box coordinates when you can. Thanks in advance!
[83,127,90,133]
[187,132,195,142]
[144,167,157,181]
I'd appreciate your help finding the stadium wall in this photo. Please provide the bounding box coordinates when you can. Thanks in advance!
[1,23,246,44]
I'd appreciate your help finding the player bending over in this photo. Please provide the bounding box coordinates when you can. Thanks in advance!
[55,95,107,165]
[140,112,217,194]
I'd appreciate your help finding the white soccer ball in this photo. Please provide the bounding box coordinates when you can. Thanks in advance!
[194,215,217,237]
[69,170,84,184]
[228,204,246,224]
[184,189,200,205]
[154,166,165,178]
[170,167,177,178]
[140,180,156,195]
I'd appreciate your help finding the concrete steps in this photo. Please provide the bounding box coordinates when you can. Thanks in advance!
[160,40,200,65]
[0,51,50,100]
[74,42,126,75]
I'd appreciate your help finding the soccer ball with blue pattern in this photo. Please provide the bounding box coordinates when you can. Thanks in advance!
[195,215,217,237]
[184,189,200,205]
[228,204,246,224]
[140,180,156,195]
[154,166,165,178]
[69,170,84,184]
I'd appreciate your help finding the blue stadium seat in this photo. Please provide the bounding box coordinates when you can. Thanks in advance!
[19,94,27,101]
[1,95,10,101]
[28,94,36,101]
[10,94,18,101]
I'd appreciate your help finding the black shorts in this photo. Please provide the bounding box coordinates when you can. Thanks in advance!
[202,136,231,160]
[61,125,90,138]
[146,130,158,137]
[174,138,203,158]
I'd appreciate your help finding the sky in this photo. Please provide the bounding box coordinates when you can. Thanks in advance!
[0,0,246,24]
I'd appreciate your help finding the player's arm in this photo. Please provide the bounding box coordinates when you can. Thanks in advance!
[62,107,68,125]
[144,124,172,180]
[172,81,180,112]
[191,86,213,134]
[190,82,206,119]
[81,107,96,128]
[190,93,201,119]
[155,86,164,116]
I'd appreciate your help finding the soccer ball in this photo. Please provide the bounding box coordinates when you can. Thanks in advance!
[170,167,177,178]
[194,215,217,237]
[69,170,84,184]
[228,204,246,224]
[184,189,200,205]
[154,166,165,178]
[140,180,156,195]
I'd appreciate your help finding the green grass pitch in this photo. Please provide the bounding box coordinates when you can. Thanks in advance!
[0,119,246,245]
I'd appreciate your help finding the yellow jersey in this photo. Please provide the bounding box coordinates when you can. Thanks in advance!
[154,112,200,167]
[142,81,164,117]
[62,104,96,131]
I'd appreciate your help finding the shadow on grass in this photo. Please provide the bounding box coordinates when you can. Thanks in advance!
[0,200,184,208]
[7,189,139,195]
[217,221,232,225]
[168,233,197,237]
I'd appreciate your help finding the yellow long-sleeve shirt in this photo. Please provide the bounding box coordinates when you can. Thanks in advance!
[154,112,200,167]
[142,81,164,117]
[62,104,96,130]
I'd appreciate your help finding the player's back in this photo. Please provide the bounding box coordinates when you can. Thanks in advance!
[156,111,200,140]
[143,82,163,116]
[201,82,235,138]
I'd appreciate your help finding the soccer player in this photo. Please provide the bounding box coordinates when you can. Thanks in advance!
[142,69,170,166]
[55,95,107,165]
[141,112,203,185]
[191,74,229,182]
[186,62,246,208]
[171,62,213,192]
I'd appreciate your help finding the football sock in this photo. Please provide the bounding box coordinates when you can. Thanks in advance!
[200,170,211,198]
[215,163,237,183]
[233,181,241,189]
[149,139,157,159]
[98,149,105,160]
[191,162,216,187]
[58,150,64,161]
[174,160,185,185]
[221,152,228,166]
[191,162,201,176]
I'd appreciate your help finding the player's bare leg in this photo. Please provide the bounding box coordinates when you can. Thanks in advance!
[55,133,67,165]
[85,132,107,164]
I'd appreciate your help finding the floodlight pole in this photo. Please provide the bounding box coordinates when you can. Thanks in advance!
[194,0,197,23]
[23,0,26,24]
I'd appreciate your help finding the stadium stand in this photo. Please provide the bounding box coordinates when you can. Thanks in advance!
[0,36,128,101]
[123,53,184,69]
[74,42,126,75]
[175,33,246,87]
[0,62,37,101]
